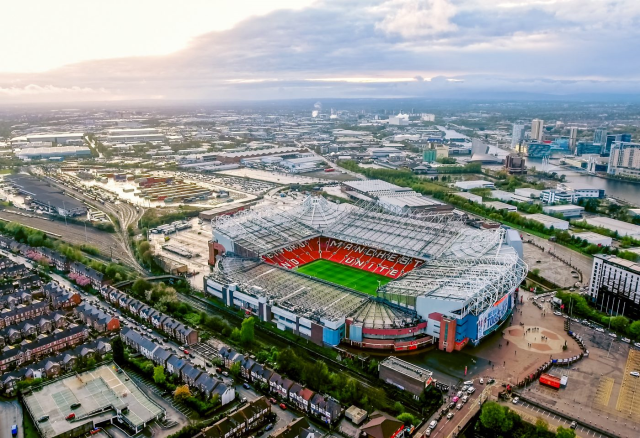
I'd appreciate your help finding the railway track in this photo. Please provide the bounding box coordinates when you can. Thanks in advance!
[38,172,147,274]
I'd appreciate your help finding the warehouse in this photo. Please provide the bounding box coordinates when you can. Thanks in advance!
[454,180,495,191]
[484,201,517,212]
[6,174,87,217]
[570,232,612,247]
[542,204,585,218]
[17,146,91,160]
[583,217,640,238]
[525,214,569,230]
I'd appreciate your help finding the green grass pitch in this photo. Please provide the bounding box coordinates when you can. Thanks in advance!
[296,259,392,295]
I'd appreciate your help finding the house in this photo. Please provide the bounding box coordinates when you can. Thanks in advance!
[75,303,120,332]
[360,411,405,438]
[0,370,24,394]
[34,247,69,271]
[166,355,187,377]
[195,373,218,398]
[0,301,50,328]
[310,394,342,424]
[181,363,203,386]
[212,381,236,406]
[175,324,198,346]
[129,299,145,316]
[220,347,244,369]
[153,347,172,367]
[271,418,313,438]
[121,328,159,360]
[200,396,270,438]
[70,262,104,288]
[249,363,273,386]
[240,357,256,380]
[289,385,315,413]
[269,373,293,399]
[162,318,181,337]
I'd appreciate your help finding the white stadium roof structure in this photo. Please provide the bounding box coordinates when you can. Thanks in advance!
[214,196,466,259]
[212,195,528,324]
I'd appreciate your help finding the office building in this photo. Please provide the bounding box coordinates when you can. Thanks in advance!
[542,204,584,218]
[604,133,632,155]
[526,142,551,158]
[608,142,640,178]
[511,123,525,149]
[588,255,640,321]
[531,119,544,141]
[593,127,607,145]
[388,113,409,126]
[568,127,578,152]
[505,155,527,175]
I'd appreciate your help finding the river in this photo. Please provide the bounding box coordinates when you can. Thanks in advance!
[483,146,640,204]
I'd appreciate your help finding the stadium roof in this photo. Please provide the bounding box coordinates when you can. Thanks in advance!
[215,196,466,259]
[380,245,527,316]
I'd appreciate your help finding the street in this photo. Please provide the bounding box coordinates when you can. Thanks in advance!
[0,400,23,438]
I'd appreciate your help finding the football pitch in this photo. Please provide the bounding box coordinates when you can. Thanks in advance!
[296,259,392,295]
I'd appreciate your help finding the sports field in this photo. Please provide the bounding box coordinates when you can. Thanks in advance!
[296,259,392,295]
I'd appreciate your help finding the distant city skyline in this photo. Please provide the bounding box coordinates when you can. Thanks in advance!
[2,0,640,103]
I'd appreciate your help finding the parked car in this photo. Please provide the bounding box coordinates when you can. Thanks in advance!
[630,371,640,377]
[70,403,81,409]
[446,412,454,420]
[270,397,277,404]
[512,397,519,404]
[456,403,463,410]
[429,420,437,430]
[467,387,476,394]
[222,371,229,377]
[243,383,251,389]
[279,403,287,410]
[570,421,577,429]
[265,424,274,431]
[11,425,17,437]
[479,378,484,384]
[553,311,562,316]
[38,416,49,422]
[622,337,631,343]
[66,413,76,421]
[596,327,605,333]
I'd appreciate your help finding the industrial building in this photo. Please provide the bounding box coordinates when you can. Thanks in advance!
[583,217,640,238]
[570,232,612,247]
[23,364,165,438]
[17,146,91,160]
[542,205,584,218]
[588,255,640,321]
[484,201,518,212]
[11,132,85,144]
[525,214,569,230]
[6,175,87,217]
[454,180,495,191]
[205,195,527,353]
[378,357,432,398]
[340,180,451,213]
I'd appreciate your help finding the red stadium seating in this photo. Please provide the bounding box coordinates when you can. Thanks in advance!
[262,237,423,279]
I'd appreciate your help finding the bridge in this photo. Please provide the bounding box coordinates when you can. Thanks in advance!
[113,275,183,289]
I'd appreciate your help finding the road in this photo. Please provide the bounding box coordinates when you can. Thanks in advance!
[0,400,23,438]
[418,383,485,438]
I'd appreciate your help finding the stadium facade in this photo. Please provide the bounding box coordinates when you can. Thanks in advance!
[205,196,527,353]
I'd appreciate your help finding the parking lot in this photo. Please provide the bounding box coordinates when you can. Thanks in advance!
[517,310,640,438]
[509,399,606,438]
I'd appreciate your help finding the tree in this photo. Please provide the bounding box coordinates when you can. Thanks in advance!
[629,320,640,340]
[230,361,241,379]
[174,385,191,400]
[556,426,577,438]
[240,317,256,346]
[153,366,166,385]
[397,413,417,426]
[479,402,512,435]
[112,337,125,364]
[535,417,549,433]
[610,316,630,334]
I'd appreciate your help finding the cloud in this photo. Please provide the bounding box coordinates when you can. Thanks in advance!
[375,0,457,37]
[1,0,640,103]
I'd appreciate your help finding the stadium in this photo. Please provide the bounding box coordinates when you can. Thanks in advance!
[204,195,527,352]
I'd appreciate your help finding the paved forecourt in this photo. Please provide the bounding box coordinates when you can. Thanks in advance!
[296,259,392,295]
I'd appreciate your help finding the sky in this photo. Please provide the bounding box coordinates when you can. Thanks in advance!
[2,0,640,103]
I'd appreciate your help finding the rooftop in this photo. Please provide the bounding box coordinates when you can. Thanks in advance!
[380,356,432,383]
[23,363,164,437]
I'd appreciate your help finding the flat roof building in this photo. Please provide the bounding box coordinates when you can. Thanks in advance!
[378,357,432,397]
[525,214,569,230]
[484,201,517,212]
[583,217,640,238]
[454,180,495,191]
[570,232,612,247]
[542,204,585,218]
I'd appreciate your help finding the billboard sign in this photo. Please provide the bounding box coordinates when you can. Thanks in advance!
[477,292,512,340]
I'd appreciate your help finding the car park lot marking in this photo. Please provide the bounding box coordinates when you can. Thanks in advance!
[616,349,640,420]
[593,377,614,408]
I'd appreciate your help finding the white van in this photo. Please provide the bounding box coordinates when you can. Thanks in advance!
[429,420,437,430]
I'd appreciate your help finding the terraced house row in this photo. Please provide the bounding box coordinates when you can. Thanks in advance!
[0,337,112,394]
[197,396,272,438]
[101,285,198,345]
[219,347,342,425]
[0,311,67,347]
[121,327,235,404]
[0,325,88,373]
